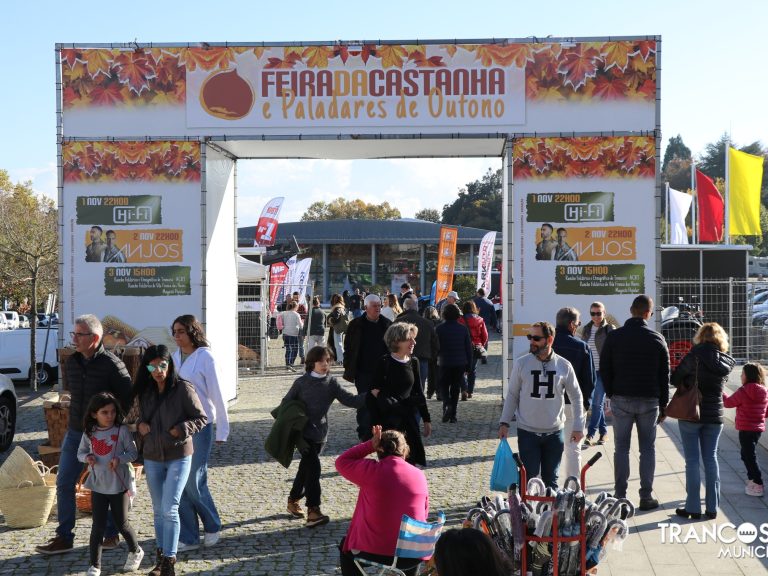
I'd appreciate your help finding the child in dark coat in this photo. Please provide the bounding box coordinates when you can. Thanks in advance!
[281,346,367,526]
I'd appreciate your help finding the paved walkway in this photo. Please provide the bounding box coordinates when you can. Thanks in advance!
[1,337,767,575]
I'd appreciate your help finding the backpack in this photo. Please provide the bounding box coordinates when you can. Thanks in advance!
[331,309,349,333]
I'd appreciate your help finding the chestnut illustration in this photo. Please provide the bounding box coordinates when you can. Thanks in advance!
[200,68,255,120]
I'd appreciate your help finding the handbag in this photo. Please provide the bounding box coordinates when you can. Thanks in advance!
[490,438,520,492]
[666,357,701,421]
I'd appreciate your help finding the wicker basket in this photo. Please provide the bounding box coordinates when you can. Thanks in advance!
[38,442,62,469]
[75,468,92,513]
[43,404,69,448]
[0,480,56,528]
[0,446,45,489]
[76,464,142,514]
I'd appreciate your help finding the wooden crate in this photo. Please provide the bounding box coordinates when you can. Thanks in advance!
[38,442,62,469]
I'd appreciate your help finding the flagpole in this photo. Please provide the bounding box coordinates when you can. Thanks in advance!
[691,161,697,244]
[725,139,731,243]
[665,182,670,244]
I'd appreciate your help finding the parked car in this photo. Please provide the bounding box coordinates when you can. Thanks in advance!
[2,312,19,330]
[0,328,59,384]
[35,313,59,327]
[0,374,17,451]
[17,315,30,329]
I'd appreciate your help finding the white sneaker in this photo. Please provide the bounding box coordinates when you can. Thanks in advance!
[123,546,144,571]
[86,566,101,576]
[176,540,200,552]
[203,531,220,547]
[746,480,765,497]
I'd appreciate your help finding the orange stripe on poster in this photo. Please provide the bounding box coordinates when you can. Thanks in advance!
[83,229,183,264]
[512,324,533,337]
[435,226,458,304]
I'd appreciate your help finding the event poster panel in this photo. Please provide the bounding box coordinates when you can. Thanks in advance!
[61,141,202,349]
[60,40,656,136]
[511,135,656,358]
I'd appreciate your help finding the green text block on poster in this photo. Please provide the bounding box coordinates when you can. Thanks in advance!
[77,195,162,225]
[104,266,190,296]
[526,192,615,223]
[555,264,644,295]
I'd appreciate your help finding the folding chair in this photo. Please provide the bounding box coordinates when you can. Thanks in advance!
[354,511,446,576]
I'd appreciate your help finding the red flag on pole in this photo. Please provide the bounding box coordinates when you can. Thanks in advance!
[696,169,724,242]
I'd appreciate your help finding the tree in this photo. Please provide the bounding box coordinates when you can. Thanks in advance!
[663,157,693,192]
[0,170,58,390]
[662,135,691,173]
[300,197,401,221]
[441,168,502,231]
[414,208,441,223]
[698,133,730,180]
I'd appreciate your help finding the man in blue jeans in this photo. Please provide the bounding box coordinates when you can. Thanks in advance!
[600,295,670,511]
[580,301,615,446]
[498,321,584,489]
[36,314,132,555]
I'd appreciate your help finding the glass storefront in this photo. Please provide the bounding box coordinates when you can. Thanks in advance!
[376,244,421,294]
[327,244,371,296]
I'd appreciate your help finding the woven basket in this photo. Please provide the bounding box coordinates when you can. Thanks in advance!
[38,442,62,469]
[0,447,45,489]
[0,480,56,528]
[44,404,69,448]
[75,468,92,513]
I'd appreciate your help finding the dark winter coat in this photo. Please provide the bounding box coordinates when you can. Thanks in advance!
[281,372,365,443]
[553,327,595,410]
[137,378,208,462]
[435,320,473,370]
[600,317,670,407]
[66,345,132,432]
[671,343,735,424]
[343,314,392,383]
[394,309,440,362]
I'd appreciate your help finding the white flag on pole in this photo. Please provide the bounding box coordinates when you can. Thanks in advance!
[477,231,496,294]
[292,258,313,302]
[669,188,693,244]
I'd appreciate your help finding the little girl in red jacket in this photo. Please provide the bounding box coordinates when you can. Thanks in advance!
[723,362,768,497]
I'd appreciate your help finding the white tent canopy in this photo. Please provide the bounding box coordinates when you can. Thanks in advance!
[238,255,266,282]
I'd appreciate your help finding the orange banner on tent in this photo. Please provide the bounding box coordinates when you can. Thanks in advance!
[435,226,458,303]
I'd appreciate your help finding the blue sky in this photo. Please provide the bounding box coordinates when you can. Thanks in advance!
[3,0,766,223]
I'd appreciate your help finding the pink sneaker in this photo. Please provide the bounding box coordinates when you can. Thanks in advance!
[745,480,765,497]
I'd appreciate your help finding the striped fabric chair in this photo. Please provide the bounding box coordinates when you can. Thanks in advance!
[354,512,446,576]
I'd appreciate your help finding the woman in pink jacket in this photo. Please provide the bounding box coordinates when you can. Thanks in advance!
[336,425,429,576]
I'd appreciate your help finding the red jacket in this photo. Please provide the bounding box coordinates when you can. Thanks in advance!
[723,382,768,432]
[458,314,488,347]
[336,440,429,556]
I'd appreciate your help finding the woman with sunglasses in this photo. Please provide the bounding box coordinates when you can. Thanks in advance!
[134,345,207,576]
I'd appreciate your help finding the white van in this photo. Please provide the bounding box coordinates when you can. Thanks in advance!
[2,312,19,330]
[0,328,59,384]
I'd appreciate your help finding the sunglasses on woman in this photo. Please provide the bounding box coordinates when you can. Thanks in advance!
[146,361,169,373]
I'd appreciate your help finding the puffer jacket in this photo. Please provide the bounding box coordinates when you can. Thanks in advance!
[67,345,132,432]
[723,381,768,432]
[671,342,735,424]
[137,377,207,461]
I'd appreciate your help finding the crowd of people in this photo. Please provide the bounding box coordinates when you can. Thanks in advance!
[28,289,768,576]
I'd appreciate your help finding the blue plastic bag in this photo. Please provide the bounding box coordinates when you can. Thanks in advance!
[490,439,520,492]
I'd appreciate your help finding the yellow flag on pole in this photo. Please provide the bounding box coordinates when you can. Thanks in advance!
[728,147,764,235]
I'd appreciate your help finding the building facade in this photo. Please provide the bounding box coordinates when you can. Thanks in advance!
[238,219,502,301]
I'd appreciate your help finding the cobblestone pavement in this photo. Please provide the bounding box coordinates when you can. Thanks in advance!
[2,335,767,575]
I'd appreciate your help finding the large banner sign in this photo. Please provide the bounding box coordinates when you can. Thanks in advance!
[60,39,656,136]
[477,231,496,294]
[254,196,284,247]
[435,227,458,303]
[511,135,656,355]
[61,141,202,347]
